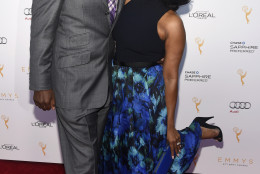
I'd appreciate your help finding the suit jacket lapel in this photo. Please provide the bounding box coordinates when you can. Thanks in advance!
[102,0,112,27]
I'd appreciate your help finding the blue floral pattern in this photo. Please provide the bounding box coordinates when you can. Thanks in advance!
[99,64,201,174]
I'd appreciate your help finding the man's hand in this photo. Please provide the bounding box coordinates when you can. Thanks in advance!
[33,90,55,111]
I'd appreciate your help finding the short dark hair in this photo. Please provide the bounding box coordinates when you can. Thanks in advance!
[162,0,190,11]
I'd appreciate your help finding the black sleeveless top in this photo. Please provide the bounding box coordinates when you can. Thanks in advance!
[113,0,169,62]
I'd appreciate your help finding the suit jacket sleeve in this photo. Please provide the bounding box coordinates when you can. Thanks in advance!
[29,0,64,90]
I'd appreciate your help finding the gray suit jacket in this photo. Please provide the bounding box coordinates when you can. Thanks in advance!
[29,0,125,109]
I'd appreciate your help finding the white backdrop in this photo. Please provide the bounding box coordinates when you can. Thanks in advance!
[0,0,259,173]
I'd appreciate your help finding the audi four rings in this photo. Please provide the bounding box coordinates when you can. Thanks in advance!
[24,8,32,15]
[229,102,251,109]
[0,37,7,44]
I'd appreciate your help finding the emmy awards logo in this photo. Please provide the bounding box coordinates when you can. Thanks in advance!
[242,6,252,24]
[192,97,201,113]
[0,65,4,78]
[237,69,247,86]
[195,38,204,55]
[233,127,242,143]
[39,142,47,156]
[1,115,9,129]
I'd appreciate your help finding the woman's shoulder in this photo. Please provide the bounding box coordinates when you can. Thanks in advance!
[158,11,184,40]
[162,11,183,29]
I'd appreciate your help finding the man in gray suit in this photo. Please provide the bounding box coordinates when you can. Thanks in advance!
[29,0,124,173]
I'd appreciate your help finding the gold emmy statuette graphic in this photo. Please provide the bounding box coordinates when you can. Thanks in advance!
[242,6,252,24]
[195,38,204,55]
[192,97,201,113]
[39,142,47,156]
[237,69,247,86]
[0,65,4,77]
[1,115,9,129]
[233,127,242,143]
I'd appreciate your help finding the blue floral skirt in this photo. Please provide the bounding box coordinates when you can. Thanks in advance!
[99,64,201,174]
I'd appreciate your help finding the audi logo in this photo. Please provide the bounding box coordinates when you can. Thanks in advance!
[0,37,7,44]
[229,102,251,109]
[24,8,32,15]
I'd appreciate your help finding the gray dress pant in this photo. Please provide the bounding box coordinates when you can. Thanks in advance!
[56,94,111,174]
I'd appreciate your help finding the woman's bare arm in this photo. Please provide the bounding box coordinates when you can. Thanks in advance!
[158,10,186,158]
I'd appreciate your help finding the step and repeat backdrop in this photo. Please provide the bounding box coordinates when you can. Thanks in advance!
[0,0,259,173]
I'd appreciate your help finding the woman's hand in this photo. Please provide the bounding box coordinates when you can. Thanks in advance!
[167,127,181,159]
